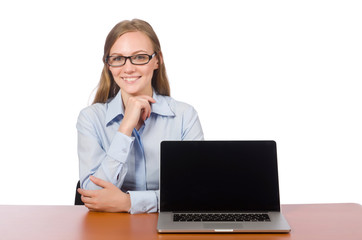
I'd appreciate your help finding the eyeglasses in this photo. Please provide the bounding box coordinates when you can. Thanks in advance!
[106,52,156,67]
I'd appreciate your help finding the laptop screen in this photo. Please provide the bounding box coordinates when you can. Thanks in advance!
[160,141,281,212]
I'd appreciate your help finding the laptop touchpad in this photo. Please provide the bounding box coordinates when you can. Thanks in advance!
[203,223,242,229]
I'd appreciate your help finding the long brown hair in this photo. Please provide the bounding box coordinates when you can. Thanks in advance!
[92,19,170,104]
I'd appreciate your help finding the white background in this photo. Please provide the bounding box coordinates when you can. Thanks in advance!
[0,0,361,205]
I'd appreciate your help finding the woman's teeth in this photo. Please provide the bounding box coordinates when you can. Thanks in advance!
[123,77,139,82]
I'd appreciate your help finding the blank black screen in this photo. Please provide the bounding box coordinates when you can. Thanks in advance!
[160,141,280,212]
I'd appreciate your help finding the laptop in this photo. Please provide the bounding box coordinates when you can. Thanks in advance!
[157,140,291,233]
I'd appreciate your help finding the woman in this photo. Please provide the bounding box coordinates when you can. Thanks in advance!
[76,19,203,214]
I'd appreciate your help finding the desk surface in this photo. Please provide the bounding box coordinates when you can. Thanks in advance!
[0,203,361,240]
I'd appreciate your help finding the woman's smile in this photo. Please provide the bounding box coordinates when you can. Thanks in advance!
[122,76,141,83]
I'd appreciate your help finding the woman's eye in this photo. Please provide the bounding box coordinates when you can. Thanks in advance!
[113,56,124,61]
[134,55,147,60]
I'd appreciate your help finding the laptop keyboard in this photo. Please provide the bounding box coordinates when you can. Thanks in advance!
[173,213,270,222]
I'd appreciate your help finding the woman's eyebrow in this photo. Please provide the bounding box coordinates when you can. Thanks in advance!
[109,50,148,56]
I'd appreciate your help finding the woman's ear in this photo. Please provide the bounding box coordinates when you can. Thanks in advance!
[156,51,164,69]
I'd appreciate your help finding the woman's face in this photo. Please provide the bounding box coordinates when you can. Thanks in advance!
[109,31,158,97]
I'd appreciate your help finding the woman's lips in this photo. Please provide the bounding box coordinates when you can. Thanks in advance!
[122,76,141,83]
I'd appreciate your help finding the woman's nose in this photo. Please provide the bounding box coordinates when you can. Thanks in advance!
[123,59,136,73]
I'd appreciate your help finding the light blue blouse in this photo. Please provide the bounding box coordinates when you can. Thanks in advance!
[76,90,204,213]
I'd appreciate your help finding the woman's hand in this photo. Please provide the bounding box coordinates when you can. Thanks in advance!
[118,95,156,136]
[77,176,131,213]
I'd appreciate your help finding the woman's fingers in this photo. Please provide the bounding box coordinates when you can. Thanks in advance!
[118,95,156,135]
[89,175,113,188]
[121,95,155,131]
[78,177,131,212]
[139,95,155,121]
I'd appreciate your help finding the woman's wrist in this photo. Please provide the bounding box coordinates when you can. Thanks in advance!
[118,121,133,136]
[125,193,131,213]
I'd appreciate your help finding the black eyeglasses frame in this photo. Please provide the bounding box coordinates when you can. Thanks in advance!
[106,52,157,67]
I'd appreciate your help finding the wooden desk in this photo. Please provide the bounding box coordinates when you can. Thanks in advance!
[0,203,361,240]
